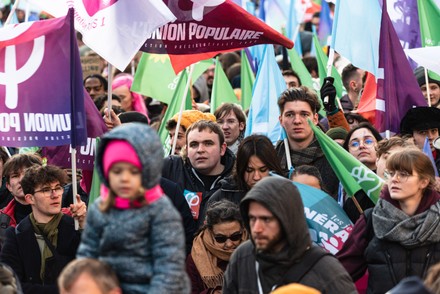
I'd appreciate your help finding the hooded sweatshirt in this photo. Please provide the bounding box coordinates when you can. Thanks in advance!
[224,176,356,294]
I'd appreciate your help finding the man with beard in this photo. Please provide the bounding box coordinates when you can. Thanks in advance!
[223,176,356,293]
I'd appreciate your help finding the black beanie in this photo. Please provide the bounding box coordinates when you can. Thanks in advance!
[414,66,440,87]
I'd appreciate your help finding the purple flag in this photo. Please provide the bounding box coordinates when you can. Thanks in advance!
[0,12,87,147]
[41,91,108,171]
[375,2,427,134]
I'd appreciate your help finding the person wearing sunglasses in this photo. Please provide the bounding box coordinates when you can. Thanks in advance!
[186,199,247,294]
[337,150,440,293]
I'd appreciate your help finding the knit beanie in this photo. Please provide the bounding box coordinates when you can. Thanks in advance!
[171,110,216,130]
[326,127,348,141]
[414,66,440,87]
[102,140,141,178]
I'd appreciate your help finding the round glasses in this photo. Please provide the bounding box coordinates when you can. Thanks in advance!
[348,138,375,150]
[383,170,412,182]
[214,231,243,243]
[34,186,64,197]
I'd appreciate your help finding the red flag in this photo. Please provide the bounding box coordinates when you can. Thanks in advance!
[142,0,293,73]
[357,72,377,126]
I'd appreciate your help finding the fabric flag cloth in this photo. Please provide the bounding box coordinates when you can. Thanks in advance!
[88,137,101,206]
[375,4,427,134]
[21,0,68,18]
[157,70,192,146]
[0,11,86,147]
[313,34,344,98]
[132,53,212,105]
[331,0,381,78]
[142,0,293,73]
[405,46,440,76]
[356,72,377,126]
[73,0,175,71]
[423,137,439,177]
[293,182,353,255]
[417,0,440,47]
[308,119,384,204]
[240,49,255,110]
[210,57,239,113]
[244,45,285,143]
[41,91,108,171]
[318,0,332,46]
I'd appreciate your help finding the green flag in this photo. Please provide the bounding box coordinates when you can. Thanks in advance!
[89,137,101,206]
[312,34,345,98]
[132,54,213,104]
[210,57,239,114]
[157,70,192,146]
[308,119,384,204]
[240,50,255,111]
[417,0,440,80]
[132,53,177,104]
[287,47,326,117]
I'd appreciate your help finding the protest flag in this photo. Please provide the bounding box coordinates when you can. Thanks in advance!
[308,120,384,204]
[405,47,440,76]
[142,0,293,73]
[72,0,175,71]
[318,0,332,46]
[312,34,344,98]
[331,0,381,78]
[244,45,285,143]
[294,182,353,254]
[157,70,192,146]
[423,137,439,177]
[211,58,239,114]
[0,11,86,147]
[132,54,213,105]
[240,49,255,110]
[417,0,440,47]
[375,4,427,134]
[356,72,377,126]
[88,137,101,205]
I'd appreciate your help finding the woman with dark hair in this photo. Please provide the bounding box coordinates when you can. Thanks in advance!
[342,122,382,222]
[337,150,440,293]
[206,135,284,209]
[186,200,247,294]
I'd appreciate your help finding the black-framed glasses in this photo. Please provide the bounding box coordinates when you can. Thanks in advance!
[34,186,64,197]
[383,170,412,182]
[214,231,243,243]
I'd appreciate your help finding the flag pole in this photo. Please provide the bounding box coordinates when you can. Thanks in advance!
[424,68,431,107]
[171,64,195,155]
[4,0,20,25]
[107,63,114,120]
[69,7,79,230]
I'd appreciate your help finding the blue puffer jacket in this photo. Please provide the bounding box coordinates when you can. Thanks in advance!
[77,123,190,294]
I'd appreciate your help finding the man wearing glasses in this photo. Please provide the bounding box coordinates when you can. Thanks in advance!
[0,165,86,293]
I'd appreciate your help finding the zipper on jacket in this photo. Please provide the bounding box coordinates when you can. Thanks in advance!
[422,246,434,278]
[385,250,398,285]
[405,250,412,277]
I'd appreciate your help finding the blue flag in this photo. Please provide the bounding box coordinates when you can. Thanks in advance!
[318,0,333,46]
[245,45,286,143]
[423,137,439,177]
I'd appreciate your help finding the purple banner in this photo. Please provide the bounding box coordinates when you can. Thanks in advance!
[41,91,107,171]
[0,13,86,147]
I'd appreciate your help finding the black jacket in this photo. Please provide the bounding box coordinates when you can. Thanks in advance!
[0,214,81,294]
[162,149,235,228]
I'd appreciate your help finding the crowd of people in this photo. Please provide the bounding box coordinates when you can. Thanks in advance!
[1,5,440,294]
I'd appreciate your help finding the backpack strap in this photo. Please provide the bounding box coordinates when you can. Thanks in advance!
[278,246,332,287]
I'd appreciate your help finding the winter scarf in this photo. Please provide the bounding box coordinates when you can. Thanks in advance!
[373,198,440,248]
[191,228,246,289]
[30,212,63,280]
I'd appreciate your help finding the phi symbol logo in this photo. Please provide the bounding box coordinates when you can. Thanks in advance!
[190,0,225,21]
[0,23,45,110]
[82,0,118,17]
